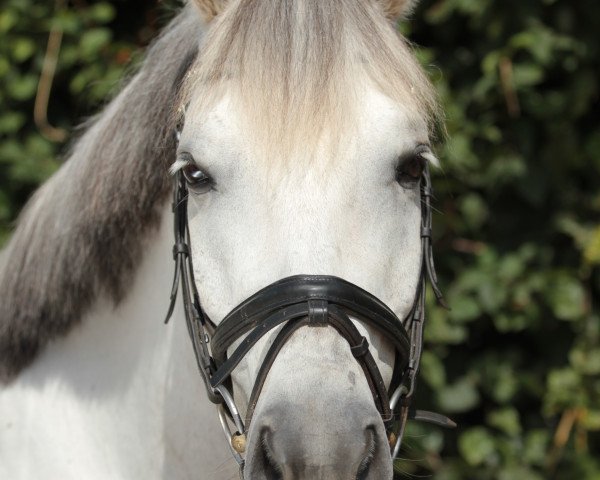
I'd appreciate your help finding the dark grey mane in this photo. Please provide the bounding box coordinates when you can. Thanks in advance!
[0,6,202,382]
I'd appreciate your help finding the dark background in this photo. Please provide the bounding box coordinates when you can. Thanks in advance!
[0,0,598,478]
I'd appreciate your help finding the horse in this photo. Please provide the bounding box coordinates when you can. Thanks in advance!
[0,1,449,478]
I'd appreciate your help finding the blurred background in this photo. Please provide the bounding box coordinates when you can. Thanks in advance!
[0,0,598,478]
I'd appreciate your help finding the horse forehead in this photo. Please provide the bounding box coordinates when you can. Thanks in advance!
[183,86,429,175]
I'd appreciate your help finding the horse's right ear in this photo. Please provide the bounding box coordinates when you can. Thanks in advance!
[191,0,228,21]
[377,0,420,20]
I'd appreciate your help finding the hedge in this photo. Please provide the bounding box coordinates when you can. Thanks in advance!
[1,1,598,478]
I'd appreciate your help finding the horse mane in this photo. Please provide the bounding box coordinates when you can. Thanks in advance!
[0,6,202,382]
[182,0,440,162]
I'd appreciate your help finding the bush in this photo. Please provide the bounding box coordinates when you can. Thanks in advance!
[1,1,598,478]
[0,0,163,243]
[401,1,600,478]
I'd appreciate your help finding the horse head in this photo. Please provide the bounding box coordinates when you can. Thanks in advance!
[171,1,446,477]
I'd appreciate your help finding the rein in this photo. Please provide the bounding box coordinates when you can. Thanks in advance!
[164,122,455,475]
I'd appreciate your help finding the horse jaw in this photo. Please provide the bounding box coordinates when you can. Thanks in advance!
[181,84,428,478]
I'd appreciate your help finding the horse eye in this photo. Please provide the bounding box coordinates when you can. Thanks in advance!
[396,154,425,187]
[182,163,213,194]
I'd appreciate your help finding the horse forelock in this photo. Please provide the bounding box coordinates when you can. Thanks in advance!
[0,6,202,382]
[180,0,441,163]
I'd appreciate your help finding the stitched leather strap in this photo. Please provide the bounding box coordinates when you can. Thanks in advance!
[211,275,409,365]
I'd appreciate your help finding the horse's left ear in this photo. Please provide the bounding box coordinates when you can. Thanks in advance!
[191,0,228,22]
[378,0,420,19]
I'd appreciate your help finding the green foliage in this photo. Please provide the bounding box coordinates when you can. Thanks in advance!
[396,0,600,478]
[0,0,158,244]
[1,0,599,478]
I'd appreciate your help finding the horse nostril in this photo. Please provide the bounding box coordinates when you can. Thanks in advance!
[260,428,283,480]
[356,427,377,480]
[245,411,391,480]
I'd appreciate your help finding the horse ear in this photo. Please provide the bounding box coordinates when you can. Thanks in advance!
[191,0,228,21]
[378,0,419,19]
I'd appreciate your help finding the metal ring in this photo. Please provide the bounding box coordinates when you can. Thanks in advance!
[389,384,409,412]
[214,385,245,435]
[391,407,410,460]
[217,405,245,466]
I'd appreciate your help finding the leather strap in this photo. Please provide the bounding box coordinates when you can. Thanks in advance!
[243,304,395,429]
[211,275,409,364]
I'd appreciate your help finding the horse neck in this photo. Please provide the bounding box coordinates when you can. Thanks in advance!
[1,203,234,478]
[71,202,231,474]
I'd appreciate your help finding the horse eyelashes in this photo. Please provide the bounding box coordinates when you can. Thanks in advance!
[182,163,213,194]
[396,154,425,186]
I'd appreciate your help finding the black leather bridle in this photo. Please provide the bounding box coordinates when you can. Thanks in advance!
[164,125,455,474]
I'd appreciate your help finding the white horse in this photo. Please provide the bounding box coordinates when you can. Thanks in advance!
[0,1,446,478]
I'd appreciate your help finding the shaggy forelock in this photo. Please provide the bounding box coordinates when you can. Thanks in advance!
[182,0,440,161]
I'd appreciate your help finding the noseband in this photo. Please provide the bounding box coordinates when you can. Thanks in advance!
[164,127,455,474]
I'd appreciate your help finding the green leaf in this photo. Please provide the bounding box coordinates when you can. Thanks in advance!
[583,226,600,265]
[436,376,480,413]
[487,407,521,436]
[0,111,25,134]
[512,63,545,88]
[545,368,584,412]
[581,410,600,431]
[425,306,468,344]
[460,193,489,230]
[477,276,507,314]
[482,361,519,404]
[89,3,116,23]
[11,37,36,62]
[80,28,112,57]
[448,294,481,323]
[498,254,526,282]
[458,427,496,466]
[523,429,550,466]
[6,74,37,100]
[0,57,10,77]
[0,10,18,33]
[420,350,446,389]
[493,313,530,332]
[52,9,82,34]
[570,346,600,376]
[545,273,586,321]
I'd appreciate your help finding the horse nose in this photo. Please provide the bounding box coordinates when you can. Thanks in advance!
[244,404,393,480]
